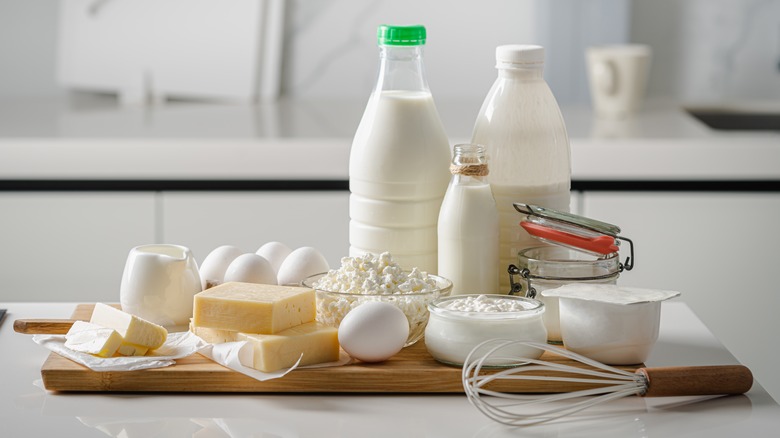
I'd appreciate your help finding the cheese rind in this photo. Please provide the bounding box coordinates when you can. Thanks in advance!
[192,321,339,372]
[64,320,123,358]
[192,282,316,334]
[90,303,168,350]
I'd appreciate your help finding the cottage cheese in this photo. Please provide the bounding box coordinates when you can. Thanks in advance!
[312,252,443,346]
[314,252,437,295]
[442,294,531,313]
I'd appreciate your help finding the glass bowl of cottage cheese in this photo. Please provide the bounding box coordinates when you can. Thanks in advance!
[302,252,453,346]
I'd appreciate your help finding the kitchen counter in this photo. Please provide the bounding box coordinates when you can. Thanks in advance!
[1,301,777,437]
[0,96,778,187]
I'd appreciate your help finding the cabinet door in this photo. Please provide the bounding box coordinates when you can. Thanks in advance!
[582,191,780,399]
[0,192,156,302]
[161,191,350,269]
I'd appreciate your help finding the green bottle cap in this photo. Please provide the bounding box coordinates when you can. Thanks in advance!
[377,25,426,46]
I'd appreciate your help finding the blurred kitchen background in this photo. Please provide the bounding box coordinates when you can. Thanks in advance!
[2,0,779,105]
[1,0,780,401]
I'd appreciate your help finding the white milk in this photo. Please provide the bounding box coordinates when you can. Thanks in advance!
[437,145,499,295]
[471,45,571,292]
[349,90,451,273]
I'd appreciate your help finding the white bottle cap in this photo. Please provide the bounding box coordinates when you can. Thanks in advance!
[495,45,545,68]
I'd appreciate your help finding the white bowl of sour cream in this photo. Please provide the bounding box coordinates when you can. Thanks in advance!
[542,284,680,365]
[424,294,547,367]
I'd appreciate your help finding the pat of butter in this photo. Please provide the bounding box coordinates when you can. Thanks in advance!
[192,282,315,334]
[191,322,339,372]
[90,303,168,350]
[65,320,123,358]
[117,343,149,356]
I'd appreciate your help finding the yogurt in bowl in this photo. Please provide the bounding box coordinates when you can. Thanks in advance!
[424,294,547,367]
[542,284,680,365]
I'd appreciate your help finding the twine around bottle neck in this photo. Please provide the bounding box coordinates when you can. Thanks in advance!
[450,163,489,177]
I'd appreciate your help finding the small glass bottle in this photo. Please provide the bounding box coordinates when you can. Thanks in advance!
[437,144,499,295]
[349,24,451,273]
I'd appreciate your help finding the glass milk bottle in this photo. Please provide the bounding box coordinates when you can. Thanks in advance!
[471,45,571,292]
[349,25,451,273]
[437,144,499,295]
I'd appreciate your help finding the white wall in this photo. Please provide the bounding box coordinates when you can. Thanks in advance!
[0,0,63,98]
[1,0,778,103]
[280,0,536,100]
[631,0,780,102]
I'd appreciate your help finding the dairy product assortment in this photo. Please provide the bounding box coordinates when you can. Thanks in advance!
[40,25,678,381]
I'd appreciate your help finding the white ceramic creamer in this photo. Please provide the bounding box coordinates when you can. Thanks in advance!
[119,244,201,327]
[349,25,451,273]
[472,45,571,292]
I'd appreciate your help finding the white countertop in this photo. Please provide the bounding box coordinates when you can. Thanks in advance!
[1,96,778,182]
[1,301,778,437]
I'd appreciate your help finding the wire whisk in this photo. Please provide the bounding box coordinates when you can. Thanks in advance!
[462,339,753,426]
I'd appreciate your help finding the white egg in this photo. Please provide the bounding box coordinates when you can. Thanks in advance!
[276,246,329,286]
[199,245,243,289]
[338,301,409,362]
[224,253,277,285]
[256,241,292,274]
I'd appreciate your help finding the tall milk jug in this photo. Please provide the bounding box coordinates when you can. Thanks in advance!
[471,45,572,292]
[349,25,451,273]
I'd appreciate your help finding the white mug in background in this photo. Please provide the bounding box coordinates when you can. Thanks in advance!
[586,45,652,118]
[119,244,202,327]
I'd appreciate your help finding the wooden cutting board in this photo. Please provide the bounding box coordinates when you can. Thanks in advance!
[38,304,641,393]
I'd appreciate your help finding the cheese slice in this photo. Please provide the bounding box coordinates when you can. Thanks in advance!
[189,320,237,344]
[90,303,168,350]
[64,320,123,358]
[240,322,340,372]
[192,282,316,334]
[191,322,339,372]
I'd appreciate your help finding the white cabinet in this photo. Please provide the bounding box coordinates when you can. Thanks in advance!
[0,192,156,303]
[0,190,349,303]
[160,191,350,268]
[581,191,780,399]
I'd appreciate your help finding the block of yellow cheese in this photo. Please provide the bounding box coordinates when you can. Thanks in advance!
[90,303,168,350]
[191,321,339,372]
[189,320,237,344]
[192,282,315,334]
[64,320,123,358]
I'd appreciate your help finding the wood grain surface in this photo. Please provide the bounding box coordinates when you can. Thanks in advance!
[36,304,642,393]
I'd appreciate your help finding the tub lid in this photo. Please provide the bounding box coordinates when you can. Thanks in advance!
[514,203,635,271]
[541,284,681,305]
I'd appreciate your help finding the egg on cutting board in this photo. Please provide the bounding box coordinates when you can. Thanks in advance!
[276,246,329,286]
[223,253,277,285]
[338,301,409,362]
[199,245,243,289]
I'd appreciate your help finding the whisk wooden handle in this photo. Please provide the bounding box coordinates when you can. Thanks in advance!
[637,365,753,397]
